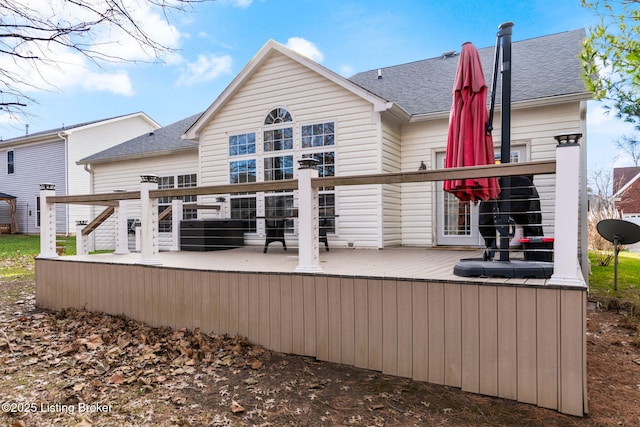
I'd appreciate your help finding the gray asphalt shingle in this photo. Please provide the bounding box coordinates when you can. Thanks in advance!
[348,29,588,116]
[78,113,202,164]
[80,29,588,164]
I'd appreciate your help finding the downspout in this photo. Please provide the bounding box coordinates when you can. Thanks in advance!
[579,100,589,285]
[57,132,69,235]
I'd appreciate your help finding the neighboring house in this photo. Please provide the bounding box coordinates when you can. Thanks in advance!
[82,29,591,254]
[0,113,160,235]
[77,114,201,250]
[613,166,640,224]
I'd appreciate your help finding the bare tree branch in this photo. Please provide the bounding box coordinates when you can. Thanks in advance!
[0,0,214,117]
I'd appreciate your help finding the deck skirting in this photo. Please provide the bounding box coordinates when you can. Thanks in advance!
[35,258,587,416]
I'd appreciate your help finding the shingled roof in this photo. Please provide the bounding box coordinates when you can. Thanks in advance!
[0,112,157,145]
[348,28,589,116]
[78,113,202,164]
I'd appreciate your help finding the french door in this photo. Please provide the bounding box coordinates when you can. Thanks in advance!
[435,147,524,246]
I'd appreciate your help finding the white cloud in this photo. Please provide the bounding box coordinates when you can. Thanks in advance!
[0,0,185,96]
[233,0,253,8]
[0,40,134,96]
[285,38,324,63]
[91,2,184,63]
[338,64,356,77]
[176,54,233,86]
[80,70,134,96]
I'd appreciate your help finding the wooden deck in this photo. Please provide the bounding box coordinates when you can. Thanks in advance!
[35,247,587,417]
[51,246,551,284]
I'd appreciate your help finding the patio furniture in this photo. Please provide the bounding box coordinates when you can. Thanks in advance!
[180,219,244,251]
[261,216,333,253]
[264,219,287,253]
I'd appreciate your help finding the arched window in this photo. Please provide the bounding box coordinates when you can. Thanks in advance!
[264,108,292,125]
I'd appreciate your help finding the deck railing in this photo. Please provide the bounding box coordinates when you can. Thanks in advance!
[38,139,584,287]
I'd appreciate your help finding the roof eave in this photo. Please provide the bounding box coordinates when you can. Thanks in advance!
[77,145,197,166]
[408,92,593,123]
[184,40,390,140]
[613,172,640,199]
[62,112,161,135]
[383,103,411,123]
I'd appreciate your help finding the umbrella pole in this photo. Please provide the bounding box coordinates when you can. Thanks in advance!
[497,22,514,262]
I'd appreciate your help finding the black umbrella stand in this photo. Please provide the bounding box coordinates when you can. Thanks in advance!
[453,22,554,279]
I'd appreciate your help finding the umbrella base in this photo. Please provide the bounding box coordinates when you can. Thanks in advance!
[454,258,553,279]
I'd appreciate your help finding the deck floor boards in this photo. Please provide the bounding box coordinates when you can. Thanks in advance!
[65,246,548,286]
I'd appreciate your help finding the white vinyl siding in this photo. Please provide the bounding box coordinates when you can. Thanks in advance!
[66,115,158,233]
[89,150,198,250]
[400,102,583,246]
[0,141,66,234]
[381,118,402,246]
[199,52,383,248]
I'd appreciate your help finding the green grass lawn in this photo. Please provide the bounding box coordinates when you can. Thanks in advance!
[0,234,76,280]
[589,250,640,310]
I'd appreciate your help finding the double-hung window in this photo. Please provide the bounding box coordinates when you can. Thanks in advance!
[301,122,336,233]
[229,132,257,232]
[158,174,198,232]
[263,109,295,232]
[7,150,14,175]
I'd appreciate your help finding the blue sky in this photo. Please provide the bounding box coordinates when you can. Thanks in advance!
[0,0,634,171]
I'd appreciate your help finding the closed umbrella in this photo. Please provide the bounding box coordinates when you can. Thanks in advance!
[443,42,500,201]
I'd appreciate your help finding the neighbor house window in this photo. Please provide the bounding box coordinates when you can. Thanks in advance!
[7,150,14,174]
[36,196,40,227]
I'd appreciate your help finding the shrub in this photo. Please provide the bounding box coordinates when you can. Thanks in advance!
[588,202,621,266]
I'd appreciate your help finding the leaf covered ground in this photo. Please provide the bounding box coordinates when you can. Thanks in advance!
[1,279,639,426]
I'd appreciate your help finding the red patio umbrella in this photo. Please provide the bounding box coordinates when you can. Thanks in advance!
[443,42,500,201]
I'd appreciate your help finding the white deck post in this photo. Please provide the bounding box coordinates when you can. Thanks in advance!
[171,198,183,251]
[37,183,58,259]
[114,190,130,255]
[548,134,585,287]
[75,220,89,255]
[137,175,161,265]
[295,158,323,273]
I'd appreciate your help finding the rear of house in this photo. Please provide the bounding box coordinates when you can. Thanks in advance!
[183,30,590,252]
[80,29,591,261]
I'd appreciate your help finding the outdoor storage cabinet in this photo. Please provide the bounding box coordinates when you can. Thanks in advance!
[180,219,244,251]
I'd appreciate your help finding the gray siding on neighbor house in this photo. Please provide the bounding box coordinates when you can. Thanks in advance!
[0,140,67,234]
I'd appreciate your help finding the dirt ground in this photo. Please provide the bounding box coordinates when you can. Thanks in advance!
[1,279,639,427]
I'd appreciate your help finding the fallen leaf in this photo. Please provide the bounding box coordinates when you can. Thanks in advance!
[86,334,103,350]
[251,359,263,370]
[230,401,245,413]
[109,372,125,384]
[75,417,93,427]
